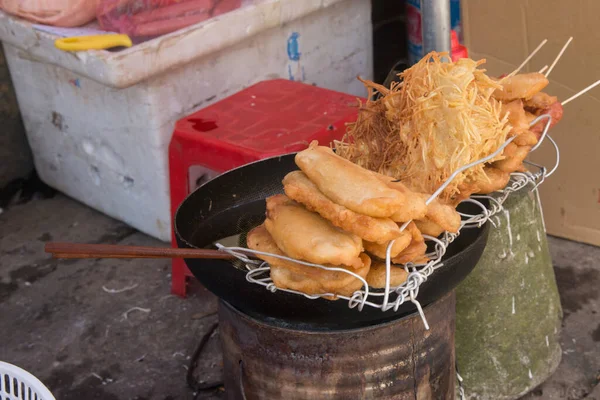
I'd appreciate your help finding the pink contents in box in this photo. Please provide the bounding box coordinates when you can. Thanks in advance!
[97,0,244,40]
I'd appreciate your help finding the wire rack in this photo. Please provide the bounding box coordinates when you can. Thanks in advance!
[216,114,559,330]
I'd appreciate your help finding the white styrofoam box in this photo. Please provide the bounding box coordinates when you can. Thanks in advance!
[0,0,373,241]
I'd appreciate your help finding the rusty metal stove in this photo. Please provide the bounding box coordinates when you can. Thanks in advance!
[218,291,456,400]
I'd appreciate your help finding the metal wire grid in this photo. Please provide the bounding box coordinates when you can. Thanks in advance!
[216,114,558,330]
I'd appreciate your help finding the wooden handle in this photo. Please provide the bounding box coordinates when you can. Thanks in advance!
[45,242,237,260]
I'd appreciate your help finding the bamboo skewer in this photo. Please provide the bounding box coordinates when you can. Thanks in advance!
[504,35,597,107]
[545,36,573,78]
[509,39,547,77]
[562,79,600,106]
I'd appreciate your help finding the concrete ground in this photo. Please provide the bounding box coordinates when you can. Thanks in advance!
[1,194,599,400]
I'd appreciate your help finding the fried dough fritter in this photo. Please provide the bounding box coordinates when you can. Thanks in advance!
[264,194,364,269]
[283,171,402,244]
[295,141,407,218]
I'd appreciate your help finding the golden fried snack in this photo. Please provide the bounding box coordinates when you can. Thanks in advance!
[338,55,512,202]
[375,175,428,222]
[499,99,541,147]
[450,181,480,206]
[493,73,549,102]
[247,224,371,298]
[415,218,445,237]
[514,130,539,146]
[295,141,407,218]
[282,171,402,244]
[475,167,511,194]
[363,227,412,259]
[247,224,315,277]
[420,195,461,233]
[501,99,530,134]
[392,223,429,264]
[525,111,537,124]
[515,164,528,173]
[393,241,428,265]
[492,143,532,173]
[530,101,563,137]
[366,261,408,288]
[524,92,558,110]
[500,100,538,146]
[264,194,364,269]
[270,256,371,299]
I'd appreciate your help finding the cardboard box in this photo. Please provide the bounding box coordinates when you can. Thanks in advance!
[462,0,600,246]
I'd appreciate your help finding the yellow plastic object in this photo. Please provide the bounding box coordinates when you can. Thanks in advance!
[55,34,132,51]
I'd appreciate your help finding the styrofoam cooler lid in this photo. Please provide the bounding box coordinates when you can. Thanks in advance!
[0,0,349,89]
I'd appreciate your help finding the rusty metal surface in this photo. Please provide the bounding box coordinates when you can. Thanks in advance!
[219,292,456,400]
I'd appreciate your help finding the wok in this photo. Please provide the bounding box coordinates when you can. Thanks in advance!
[174,153,489,330]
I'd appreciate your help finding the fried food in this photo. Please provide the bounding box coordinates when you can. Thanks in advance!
[501,99,530,135]
[529,101,564,137]
[514,130,539,146]
[392,222,429,264]
[295,141,407,218]
[415,218,445,237]
[247,224,371,298]
[247,224,367,285]
[247,223,319,277]
[421,195,461,233]
[475,167,511,194]
[450,181,480,206]
[363,226,412,259]
[525,111,537,125]
[493,72,549,101]
[492,143,531,173]
[453,164,511,200]
[334,53,564,205]
[270,255,371,299]
[264,194,364,269]
[524,92,558,111]
[337,53,512,202]
[499,100,539,147]
[393,241,428,264]
[375,175,428,221]
[366,261,409,288]
[243,51,568,302]
[282,171,402,244]
[515,163,528,173]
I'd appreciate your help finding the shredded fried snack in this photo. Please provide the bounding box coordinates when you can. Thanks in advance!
[337,52,512,202]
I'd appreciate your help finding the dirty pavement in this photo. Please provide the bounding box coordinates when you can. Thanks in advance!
[1,194,599,400]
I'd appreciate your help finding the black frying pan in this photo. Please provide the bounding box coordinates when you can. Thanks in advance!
[174,153,489,330]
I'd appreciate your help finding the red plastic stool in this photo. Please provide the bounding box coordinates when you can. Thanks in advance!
[169,79,364,297]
